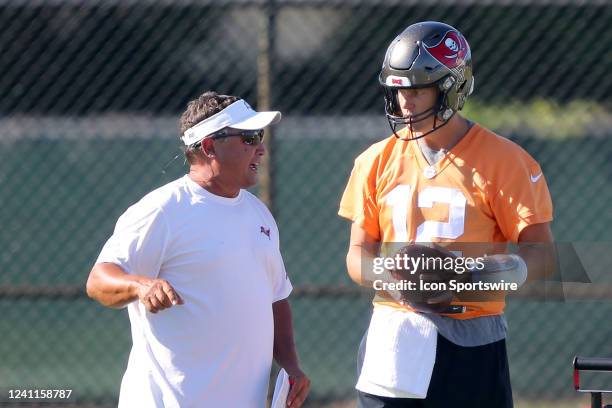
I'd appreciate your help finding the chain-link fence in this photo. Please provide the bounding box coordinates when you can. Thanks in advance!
[1,1,611,406]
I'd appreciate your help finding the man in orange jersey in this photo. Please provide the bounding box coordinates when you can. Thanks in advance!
[339,21,556,407]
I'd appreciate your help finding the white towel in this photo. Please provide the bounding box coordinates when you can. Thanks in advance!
[356,306,437,399]
[271,368,290,408]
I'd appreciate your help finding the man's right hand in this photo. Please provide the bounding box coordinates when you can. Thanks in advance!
[87,263,185,311]
[136,279,184,313]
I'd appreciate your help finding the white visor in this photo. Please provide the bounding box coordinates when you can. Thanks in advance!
[181,100,281,146]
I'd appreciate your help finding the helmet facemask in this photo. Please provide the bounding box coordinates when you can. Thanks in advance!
[382,79,457,141]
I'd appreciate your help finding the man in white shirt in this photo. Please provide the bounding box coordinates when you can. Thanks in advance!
[86,91,310,408]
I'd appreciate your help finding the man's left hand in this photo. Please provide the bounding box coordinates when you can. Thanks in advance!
[286,369,310,408]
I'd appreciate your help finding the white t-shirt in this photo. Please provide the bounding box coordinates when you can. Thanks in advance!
[96,175,292,408]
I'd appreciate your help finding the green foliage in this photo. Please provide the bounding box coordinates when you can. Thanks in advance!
[463,99,611,139]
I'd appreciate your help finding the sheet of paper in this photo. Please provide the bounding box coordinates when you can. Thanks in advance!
[271,368,290,408]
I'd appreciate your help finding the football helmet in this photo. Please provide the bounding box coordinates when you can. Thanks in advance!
[379,21,474,140]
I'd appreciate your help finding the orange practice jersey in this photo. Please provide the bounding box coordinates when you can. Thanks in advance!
[339,124,553,319]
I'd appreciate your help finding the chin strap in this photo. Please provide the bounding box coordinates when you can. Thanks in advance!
[385,89,454,141]
[388,111,454,141]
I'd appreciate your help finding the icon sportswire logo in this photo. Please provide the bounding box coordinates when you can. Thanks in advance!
[530,172,543,183]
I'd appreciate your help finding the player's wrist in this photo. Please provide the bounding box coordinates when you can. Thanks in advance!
[468,254,528,287]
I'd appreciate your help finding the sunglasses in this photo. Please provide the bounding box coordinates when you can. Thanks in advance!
[210,128,265,146]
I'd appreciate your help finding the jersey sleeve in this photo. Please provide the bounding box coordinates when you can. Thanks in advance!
[338,154,381,240]
[490,151,553,243]
[270,221,293,302]
[96,198,170,278]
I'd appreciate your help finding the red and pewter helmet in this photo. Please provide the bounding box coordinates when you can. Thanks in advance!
[379,21,475,139]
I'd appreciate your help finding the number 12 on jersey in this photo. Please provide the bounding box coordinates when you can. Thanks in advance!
[384,184,467,242]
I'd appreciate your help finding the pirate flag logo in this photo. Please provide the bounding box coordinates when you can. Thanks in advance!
[424,30,470,70]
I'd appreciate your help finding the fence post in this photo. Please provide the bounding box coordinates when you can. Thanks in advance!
[257,0,277,211]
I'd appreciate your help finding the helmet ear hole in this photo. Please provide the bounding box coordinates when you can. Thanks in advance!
[457,80,467,92]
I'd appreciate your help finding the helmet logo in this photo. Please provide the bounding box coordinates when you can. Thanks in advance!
[386,75,411,87]
[424,30,469,70]
[445,38,459,53]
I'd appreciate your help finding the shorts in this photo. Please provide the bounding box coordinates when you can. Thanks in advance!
[357,331,513,408]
